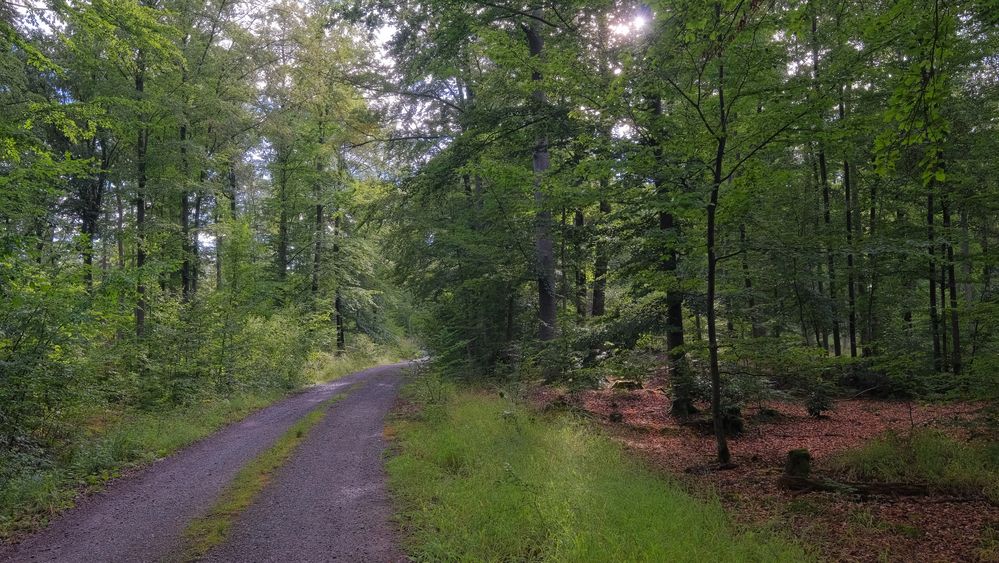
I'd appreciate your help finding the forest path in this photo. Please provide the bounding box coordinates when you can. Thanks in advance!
[0,362,413,563]
[201,361,407,562]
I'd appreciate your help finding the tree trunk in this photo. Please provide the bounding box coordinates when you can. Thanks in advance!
[740,224,764,337]
[135,55,147,339]
[333,214,345,355]
[591,197,611,316]
[115,191,125,269]
[663,209,686,347]
[811,11,840,356]
[942,194,961,374]
[525,17,556,342]
[80,139,109,292]
[277,149,289,281]
[707,25,731,464]
[864,179,878,356]
[180,123,192,300]
[928,183,942,371]
[960,206,972,307]
[573,209,587,318]
[940,255,949,371]
[312,118,325,299]
[839,102,857,357]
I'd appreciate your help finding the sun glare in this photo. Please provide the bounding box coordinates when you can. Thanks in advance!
[611,14,649,36]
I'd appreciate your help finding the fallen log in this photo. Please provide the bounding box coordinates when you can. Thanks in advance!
[778,449,930,497]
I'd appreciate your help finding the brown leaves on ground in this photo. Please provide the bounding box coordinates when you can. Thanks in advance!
[528,382,998,562]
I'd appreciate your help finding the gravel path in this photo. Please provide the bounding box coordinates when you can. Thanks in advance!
[202,363,408,562]
[0,362,413,563]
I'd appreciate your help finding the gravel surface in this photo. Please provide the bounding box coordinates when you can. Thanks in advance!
[202,363,408,562]
[0,362,413,563]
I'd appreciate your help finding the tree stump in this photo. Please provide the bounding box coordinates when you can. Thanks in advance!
[785,448,811,478]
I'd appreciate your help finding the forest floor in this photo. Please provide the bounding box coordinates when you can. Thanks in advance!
[529,381,998,562]
[0,362,412,563]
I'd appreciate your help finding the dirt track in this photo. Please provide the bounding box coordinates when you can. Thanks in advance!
[202,364,407,562]
[0,362,413,563]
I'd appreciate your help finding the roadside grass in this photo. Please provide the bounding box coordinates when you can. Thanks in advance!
[829,429,999,502]
[0,345,416,541]
[386,374,810,562]
[181,389,354,560]
[0,392,285,540]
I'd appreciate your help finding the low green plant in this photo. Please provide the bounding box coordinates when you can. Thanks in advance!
[387,379,809,561]
[830,429,999,502]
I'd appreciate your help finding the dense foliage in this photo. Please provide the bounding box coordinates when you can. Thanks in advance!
[356,0,998,462]
[2,0,997,504]
[1,0,415,501]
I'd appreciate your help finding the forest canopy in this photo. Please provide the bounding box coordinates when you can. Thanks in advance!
[1,0,997,495]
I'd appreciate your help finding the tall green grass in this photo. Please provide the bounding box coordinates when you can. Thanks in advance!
[0,343,418,540]
[387,376,808,562]
[830,429,999,502]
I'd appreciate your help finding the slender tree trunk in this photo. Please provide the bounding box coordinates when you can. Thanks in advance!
[808,152,830,351]
[969,226,990,365]
[707,138,730,465]
[652,95,687,356]
[135,55,147,339]
[818,148,841,356]
[740,224,764,337]
[864,179,878,356]
[663,209,686,348]
[312,118,325,299]
[191,191,202,293]
[811,11,840,356]
[312,194,323,296]
[591,197,611,316]
[525,17,556,342]
[277,150,289,281]
[180,123,192,300]
[940,256,949,371]
[228,161,238,217]
[573,209,587,318]
[505,291,516,343]
[80,140,108,292]
[942,193,961,373]
[928,181,942,371]
[333,214,345,355]
[115,191,125,269]
[839,101,858,357]
[707,21,731,464]
[960,206,972,307]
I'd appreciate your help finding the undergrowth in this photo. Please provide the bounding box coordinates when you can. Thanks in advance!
[830,429,999,502]
[386,371,809,562]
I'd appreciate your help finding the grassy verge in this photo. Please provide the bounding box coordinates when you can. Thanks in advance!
[0,344,417,541]
[181,387,355,560]
[829,429,999,502]
[386,373,809,562]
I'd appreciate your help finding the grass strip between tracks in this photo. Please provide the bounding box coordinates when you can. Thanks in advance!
[180,382,363,560]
